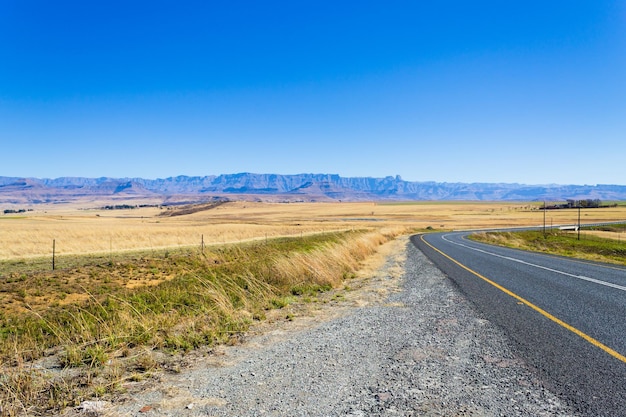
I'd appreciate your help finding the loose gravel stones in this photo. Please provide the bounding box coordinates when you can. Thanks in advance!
[102,237,579,417]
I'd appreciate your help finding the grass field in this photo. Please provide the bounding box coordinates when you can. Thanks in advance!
[1,200,625,415]
[1,227,399,415]
[3,200,625,260]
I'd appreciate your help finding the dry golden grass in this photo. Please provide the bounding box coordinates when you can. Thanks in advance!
[2,201,625,260]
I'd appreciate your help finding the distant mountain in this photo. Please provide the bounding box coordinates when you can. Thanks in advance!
[1,173,625,205]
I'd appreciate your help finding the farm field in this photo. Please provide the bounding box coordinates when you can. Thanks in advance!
[3,200,625,260]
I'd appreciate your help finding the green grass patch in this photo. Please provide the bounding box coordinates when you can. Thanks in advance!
[470,229,626,265]
[585,223,626,233]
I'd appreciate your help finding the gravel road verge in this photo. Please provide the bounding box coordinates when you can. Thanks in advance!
[74,236,579,416]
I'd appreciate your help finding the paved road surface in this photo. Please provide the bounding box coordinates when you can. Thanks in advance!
[413,232,626,416]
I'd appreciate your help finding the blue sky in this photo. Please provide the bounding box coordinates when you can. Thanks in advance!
[1,1,625,185]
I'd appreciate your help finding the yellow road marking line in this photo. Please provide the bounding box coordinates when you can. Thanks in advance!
[419,234,626,364]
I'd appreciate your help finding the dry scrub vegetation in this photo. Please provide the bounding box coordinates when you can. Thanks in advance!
[1,200,625,415]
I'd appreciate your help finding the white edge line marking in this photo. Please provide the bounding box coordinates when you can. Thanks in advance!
[440,233,626,292]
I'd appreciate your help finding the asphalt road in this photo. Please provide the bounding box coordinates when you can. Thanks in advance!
[412,232,626,417]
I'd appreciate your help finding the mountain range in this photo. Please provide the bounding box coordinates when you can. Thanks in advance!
[1,173,625,205]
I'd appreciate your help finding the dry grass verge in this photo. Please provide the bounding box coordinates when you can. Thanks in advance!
[0,228,404,416]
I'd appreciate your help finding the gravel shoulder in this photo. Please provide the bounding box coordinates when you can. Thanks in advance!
[76,236,579,417]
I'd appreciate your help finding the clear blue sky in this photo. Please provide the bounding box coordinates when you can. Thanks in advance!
[1,1,625,185]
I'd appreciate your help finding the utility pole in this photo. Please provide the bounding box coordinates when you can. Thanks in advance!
[578,203,581,241]
[543,201,546,238]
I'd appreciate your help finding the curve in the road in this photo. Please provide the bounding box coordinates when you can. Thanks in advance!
[412,231,626,417]
[418,233,626,364]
